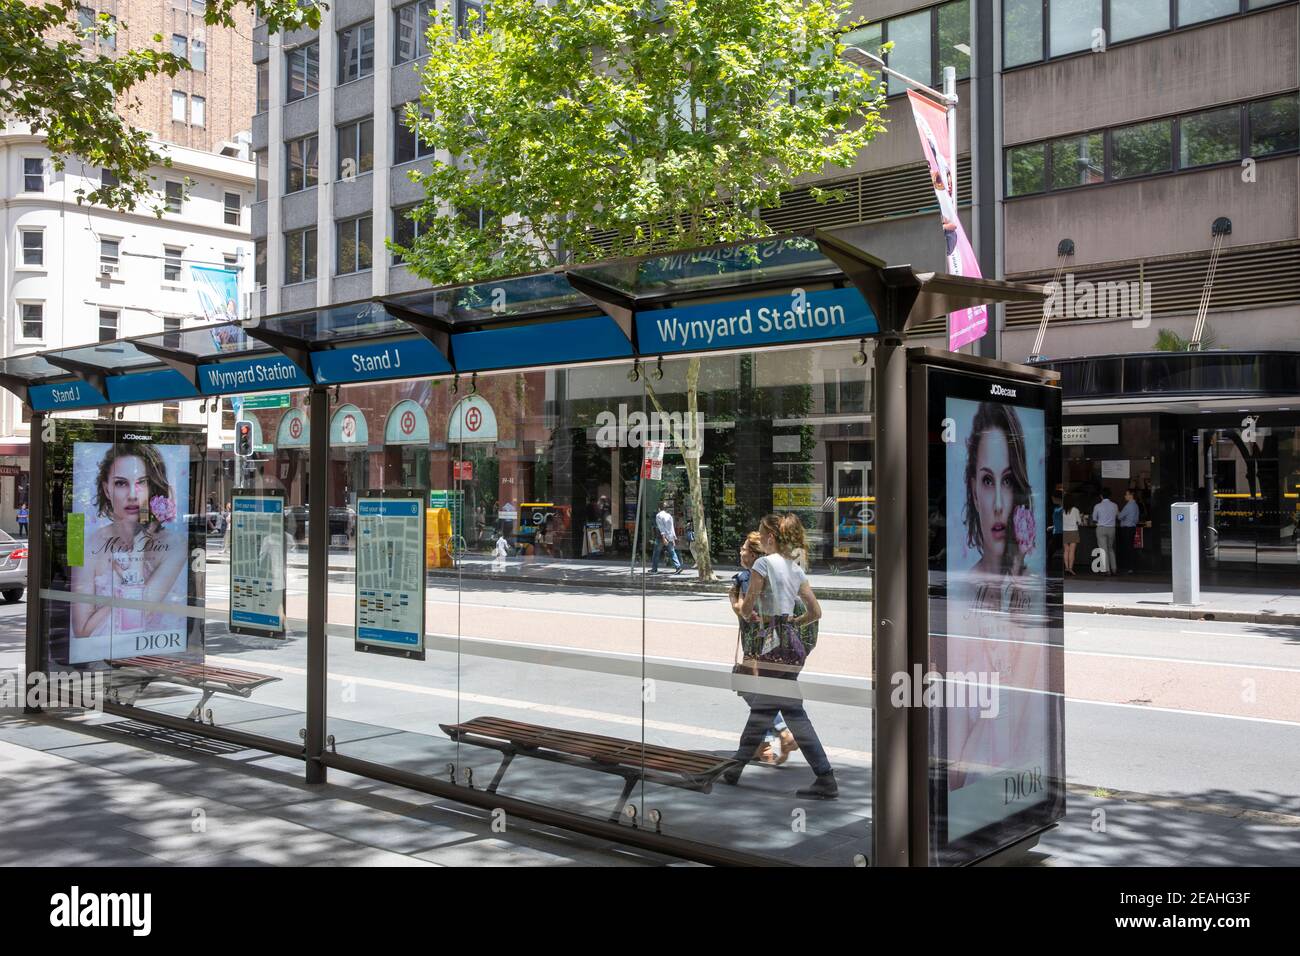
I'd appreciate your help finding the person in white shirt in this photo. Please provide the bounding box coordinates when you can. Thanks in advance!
[1091,489,1120,575]
[1062,495,1082,576]
[651,502,681,573]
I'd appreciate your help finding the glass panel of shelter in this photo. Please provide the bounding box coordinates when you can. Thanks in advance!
[640,343,874,865]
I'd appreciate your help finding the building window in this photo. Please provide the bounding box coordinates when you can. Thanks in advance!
[256,61,269,113]
[103,13,116,50]
[392,205,424,262]
[285,227,318,284]
[1005,142,1047,196]
[190,37,206,72]
[100,167,119,187]
[172,34,187,59]
[20,303,43,340]
[936,0,971,81]
[1003,0,1043,67]
[338,118,374,180]
[164,246,184,282]
[222,397,235,431]
[885,10,930,97]
[1180,105,1242,168]
[1248,93,1300,156]
[171,90,187,122]
[165,180,184,213]
[191,95,206,127]
[338,21,376,84]
[224,253,238,270]
[20,231,44,267]
[1111,118,1173,179]
[78,5,96,45]
[286,43,320,102]
[98,309,119,343]
[1179,0,1239,26]
[23,157,43,192]
[1049,0,1101,57]
[224,192,241,225]
[394,106,435,163]
[254,149,268,202]
[285,135,319,193]
[336,215,372,274]
[1050,132,1104,188]
[1110,0,1170,42]
[395,0,435,63]
[457,0,484,38]
[100,238,120,270]
[254,239,267,286]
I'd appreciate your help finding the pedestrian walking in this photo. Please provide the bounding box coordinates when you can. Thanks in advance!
[651,501,682,574]
[724,513,836,799]
[1092,489,1119,575]
[15,502,28,538]
[1061,494,1082,575]
[1118,488,1141,574]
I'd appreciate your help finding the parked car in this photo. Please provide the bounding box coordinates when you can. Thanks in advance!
[0,530,28,603]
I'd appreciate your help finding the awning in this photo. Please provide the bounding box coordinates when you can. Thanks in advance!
[1,230,1045,412]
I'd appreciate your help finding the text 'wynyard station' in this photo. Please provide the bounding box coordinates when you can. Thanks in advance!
[635,287,878,354]
[199,356,310,394]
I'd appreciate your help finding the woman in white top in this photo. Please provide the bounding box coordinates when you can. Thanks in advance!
[725,513,837,799]
[1061,495,1082,576]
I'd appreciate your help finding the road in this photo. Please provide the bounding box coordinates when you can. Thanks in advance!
[10,568,1300,820]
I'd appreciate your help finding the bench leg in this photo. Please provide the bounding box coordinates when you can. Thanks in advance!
[187,689,216,721]
[608,775,638,824]
[485,751,515,794]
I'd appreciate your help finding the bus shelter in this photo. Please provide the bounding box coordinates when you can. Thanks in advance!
[3,230,1063,866]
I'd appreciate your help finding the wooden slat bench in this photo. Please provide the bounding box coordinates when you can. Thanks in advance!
[109,655,281,721]
[441,715,738,822]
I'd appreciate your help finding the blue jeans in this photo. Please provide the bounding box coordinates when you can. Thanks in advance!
[651,538,681,572]
[735,671,832,776]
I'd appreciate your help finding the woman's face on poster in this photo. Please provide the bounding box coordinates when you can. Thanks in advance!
[972,428,1014,563]
[104,456,149,523]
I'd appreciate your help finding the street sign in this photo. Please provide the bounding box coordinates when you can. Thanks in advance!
[641,440,665,480]
[241,393,291,410]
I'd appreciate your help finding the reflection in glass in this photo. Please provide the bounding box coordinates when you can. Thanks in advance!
[1180,106,1241,168]
[1249,94,1300,156]
[1003,0,1043,67]
[1048,0,1101,57]
[1006,142,1046,196]
[1050,133,1104,189]
[1111,119,1173,179]
[1110,0,1170,42]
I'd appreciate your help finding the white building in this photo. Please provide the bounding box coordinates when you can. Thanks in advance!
[0,129,254,532]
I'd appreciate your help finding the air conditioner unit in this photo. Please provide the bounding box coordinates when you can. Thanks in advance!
[99,263,117,276]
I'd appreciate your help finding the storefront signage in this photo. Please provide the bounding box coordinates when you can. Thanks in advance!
[0,465,22,477]
[313,338,451,385]
[105,368,198,405]
[229,491,286,637]
[453,461,473,481]
[355,492,426,658]
[330,404,369,446]
[198,355,311,395]
[635,286,877,355]
[384,400,430,445]
[772,483,822,510]
[1101,459,1130,479]
[1062,423,1119,446]
[277,408,310,448]
[28,381,107,412]
[448,395,498,443]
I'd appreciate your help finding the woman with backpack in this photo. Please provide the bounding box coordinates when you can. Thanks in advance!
[723,513,836,799]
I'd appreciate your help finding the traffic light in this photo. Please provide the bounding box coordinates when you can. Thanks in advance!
[235,419,253,457]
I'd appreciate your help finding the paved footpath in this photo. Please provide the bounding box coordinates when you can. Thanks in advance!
[1,711,1296,867]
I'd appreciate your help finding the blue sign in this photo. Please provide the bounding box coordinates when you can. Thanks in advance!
[105,368,199,405]
[635,286,877,354]
[313,337,452,385]
[234,497,284,514]
[453,316,633,372]
[198,355,311,395]
[357,499,421,519]
[28,381,107,411]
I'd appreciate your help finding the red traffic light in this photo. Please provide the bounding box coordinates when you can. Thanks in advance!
[235,419,254,456]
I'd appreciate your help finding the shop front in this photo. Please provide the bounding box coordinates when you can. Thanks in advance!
[1036,351,1300,580]
[5,232,1062,866]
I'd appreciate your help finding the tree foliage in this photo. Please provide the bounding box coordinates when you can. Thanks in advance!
[396,0,887,281]
[0,0,321,213]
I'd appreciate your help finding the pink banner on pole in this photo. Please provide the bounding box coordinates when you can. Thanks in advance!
[907,91,987,351]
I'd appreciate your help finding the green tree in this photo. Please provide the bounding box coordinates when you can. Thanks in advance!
[397,0,888,579]
[0,0,321,213]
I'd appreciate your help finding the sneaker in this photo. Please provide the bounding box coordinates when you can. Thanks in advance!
[795,772,839,800]
[673,567,683,574]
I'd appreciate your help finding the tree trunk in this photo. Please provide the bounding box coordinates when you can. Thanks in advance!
[645,357,714,582]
